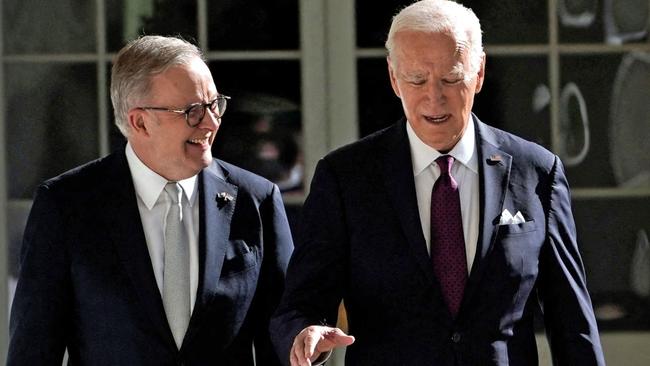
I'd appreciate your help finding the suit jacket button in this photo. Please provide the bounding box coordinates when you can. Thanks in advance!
[451,332,461,343]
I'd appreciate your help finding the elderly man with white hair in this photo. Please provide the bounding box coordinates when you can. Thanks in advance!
[270,1,605,365]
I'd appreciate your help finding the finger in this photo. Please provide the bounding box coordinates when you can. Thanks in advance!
[292,337,308,365]
[325,327,356,346]
[290,349,299,366]
[303,329,320,360]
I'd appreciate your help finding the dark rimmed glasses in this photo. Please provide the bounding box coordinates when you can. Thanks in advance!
[138,94,231,127]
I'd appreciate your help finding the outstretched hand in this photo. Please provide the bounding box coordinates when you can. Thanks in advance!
[290,325,355,366]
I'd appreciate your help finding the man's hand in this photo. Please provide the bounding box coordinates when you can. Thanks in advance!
[290,325,355,366]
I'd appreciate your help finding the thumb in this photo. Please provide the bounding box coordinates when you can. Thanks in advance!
[324,327,355,346]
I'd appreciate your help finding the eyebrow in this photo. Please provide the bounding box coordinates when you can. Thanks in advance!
[400,70,428,79]
[446,63,466,78]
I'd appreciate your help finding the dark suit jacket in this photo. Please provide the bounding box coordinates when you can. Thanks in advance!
[8,149,293,365]
[270,116,604,365]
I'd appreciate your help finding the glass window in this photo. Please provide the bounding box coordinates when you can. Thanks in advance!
[357,58,404,137]
[560,55,624,188]
[5,63,99,199]
[3,0,96,54]
[209,61,303,193]
[558,0,649,44]
[106,0,198,52]
[575,197,650,330]
[474,56,550,148]
[460,0,548,44]
[207,0,299,50]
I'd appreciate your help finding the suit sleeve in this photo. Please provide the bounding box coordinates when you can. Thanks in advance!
[8,184,71,365]
[537,156,605,365]
[270,159,349,366]
[252,183,294,365]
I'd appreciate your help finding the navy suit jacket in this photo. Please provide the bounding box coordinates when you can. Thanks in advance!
[8,149,293,365]
[271,116,604,365]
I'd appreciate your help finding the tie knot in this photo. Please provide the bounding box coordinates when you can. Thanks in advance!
[435,155,454,176]
[164,182,183,205]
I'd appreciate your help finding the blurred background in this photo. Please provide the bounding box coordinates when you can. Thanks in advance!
[1,0,649,364]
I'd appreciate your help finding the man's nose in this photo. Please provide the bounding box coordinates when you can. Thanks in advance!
[198,108,221,129]
[426,81,446,103]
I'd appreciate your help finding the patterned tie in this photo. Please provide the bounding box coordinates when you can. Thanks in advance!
[163,182,190,349]
[431,155,467,317]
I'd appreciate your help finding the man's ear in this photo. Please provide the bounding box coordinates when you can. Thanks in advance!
[474,52,486,94]
[387,56,401,98]
[127,108,149,136]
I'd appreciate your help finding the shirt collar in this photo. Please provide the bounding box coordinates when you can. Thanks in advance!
[406,116,479,176]
[125,143,198,210]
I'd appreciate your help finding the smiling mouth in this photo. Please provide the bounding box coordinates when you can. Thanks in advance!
[188,136,210,145]
[424,114,450,123]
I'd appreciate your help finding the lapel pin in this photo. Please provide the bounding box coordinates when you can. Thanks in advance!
[487,154,502,165]
[216,192,234,206]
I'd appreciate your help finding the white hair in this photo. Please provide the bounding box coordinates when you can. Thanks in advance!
[385,0,484,74]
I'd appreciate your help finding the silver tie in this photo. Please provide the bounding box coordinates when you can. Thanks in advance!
[163,182,190,349]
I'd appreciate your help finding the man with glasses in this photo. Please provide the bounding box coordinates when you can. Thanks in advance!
[8,35,293,365]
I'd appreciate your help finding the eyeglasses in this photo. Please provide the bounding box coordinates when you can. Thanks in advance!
[138,95,231,127]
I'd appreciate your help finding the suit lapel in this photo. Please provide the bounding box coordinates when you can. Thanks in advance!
[184,161,238,342]
[381,120,437,286]
[462,118,512,308]
[103,152,175,346]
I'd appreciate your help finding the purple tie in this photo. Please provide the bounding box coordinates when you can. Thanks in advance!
[431,155,467,317]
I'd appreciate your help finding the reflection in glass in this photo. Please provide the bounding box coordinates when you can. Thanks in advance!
[357,59,404,137]
[106,0,197,52]
[561,55,621,187]
[558,0,598,27]
[610,52,650,188]
[604,0,649,44]
[209,61,303,193]
[474,56,550,147]
[574,198,650,330]
[558,82,590,167]
[3,0,95,54]
[207,0,299,50]
[5,63,99,199]
[631,229,650,298]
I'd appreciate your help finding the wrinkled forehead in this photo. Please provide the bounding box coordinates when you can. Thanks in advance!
[392,31,470,70]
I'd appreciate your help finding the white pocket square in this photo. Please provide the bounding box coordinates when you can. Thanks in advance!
[499,209,526,225]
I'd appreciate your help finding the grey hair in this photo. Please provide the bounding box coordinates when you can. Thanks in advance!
[385,0,483,75]
[110,35,205,137]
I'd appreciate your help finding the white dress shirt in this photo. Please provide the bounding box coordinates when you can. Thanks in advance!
[406,120,480,272]
[125,143,199,313]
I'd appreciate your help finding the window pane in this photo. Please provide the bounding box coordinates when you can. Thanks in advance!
[356,0,548,48]
[5,63,99,199]
[357,58,404,137]
[3,0,96,54]
[106,0,198,52]
[356,0,409,49]
[558,0,649,44]
[558,55,650,188]
[609,53,650,188]
[474,56,550,148]
[574,197,650,330]
[207,0,299,50]
[460,0,548,44]
[209,61,303,193]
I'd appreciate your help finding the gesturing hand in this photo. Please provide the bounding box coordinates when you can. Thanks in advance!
[290,325,355,366]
